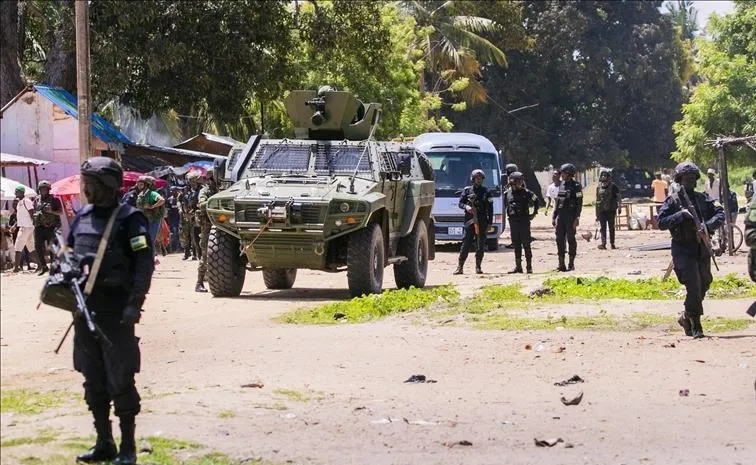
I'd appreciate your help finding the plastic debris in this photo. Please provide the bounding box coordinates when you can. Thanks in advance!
[560,391,584,406]
[554,375,584,387]
[241,382,264,388]
[443,440,473,448]
[404,374,437,383]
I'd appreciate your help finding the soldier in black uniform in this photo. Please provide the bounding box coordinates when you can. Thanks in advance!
[595,169,621,249]
[504,171,539,273]
[454,169,494,275]
[70,157,155,464]
[552,163,583,271]
[658,162,724,338]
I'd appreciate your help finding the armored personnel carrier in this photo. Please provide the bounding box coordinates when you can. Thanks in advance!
[205,87,436,297]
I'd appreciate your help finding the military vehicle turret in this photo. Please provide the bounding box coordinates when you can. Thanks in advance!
[205,87,436,297]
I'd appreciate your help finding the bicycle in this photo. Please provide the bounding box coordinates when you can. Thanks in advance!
[711,220,744,256]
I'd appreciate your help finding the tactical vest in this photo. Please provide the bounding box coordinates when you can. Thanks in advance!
[73,206,135,289]
[34,196,62,228]
[596,183,615,212]
[556,180,580,216]
[668,192,705,246]
[506,188,532,219]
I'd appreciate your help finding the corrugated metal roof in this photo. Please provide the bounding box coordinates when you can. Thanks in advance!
[0,152,50,166]
[33,85,131,145]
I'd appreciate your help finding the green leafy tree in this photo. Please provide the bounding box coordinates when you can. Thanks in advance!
[449,1,685,171]
[672,1,756,166]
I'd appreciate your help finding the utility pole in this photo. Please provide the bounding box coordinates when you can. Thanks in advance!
[75,0,91,202]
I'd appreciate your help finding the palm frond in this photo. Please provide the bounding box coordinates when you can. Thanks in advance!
[452,15,498,34]
[442,24,508,67]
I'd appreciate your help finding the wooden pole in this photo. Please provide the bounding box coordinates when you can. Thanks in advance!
[75,0,91,203]
[717,143,734,256]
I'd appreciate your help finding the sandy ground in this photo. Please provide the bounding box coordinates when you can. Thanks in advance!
[1,211,755,465]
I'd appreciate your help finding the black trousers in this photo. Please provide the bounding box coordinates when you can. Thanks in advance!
[672,246,713,317]
[509,218,532,264]
[597,211,616,245]
[459,223,487,265]
[555,216,577,258]
[73,315,141,418]
[34,226,55,265]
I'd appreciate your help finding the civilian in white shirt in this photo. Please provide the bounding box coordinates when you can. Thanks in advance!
[704,168,720,201]
[12,185,36,272]
[544,169,562,215]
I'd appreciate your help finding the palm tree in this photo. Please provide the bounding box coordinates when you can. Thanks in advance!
[401,0,508,105]
[665,0,698,40]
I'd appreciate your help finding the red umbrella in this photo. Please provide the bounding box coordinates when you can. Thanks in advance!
[50,174,81,196]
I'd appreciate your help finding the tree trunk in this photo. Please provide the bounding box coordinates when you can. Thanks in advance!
[43,0,76,92]
[0,0,24,107]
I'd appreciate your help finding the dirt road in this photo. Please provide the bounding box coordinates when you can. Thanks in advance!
[2,213,755,465]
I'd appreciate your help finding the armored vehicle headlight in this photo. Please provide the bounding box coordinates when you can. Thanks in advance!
[339,202,351,213]
[335,220,343,227]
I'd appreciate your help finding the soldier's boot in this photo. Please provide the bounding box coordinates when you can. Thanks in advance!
[195,282,207,293]
[453,259,464,275]
[33,251,48,275]
[526,258,533,274]
[567,255,576,272]
[597,243,606,250]
[677,311,692,336]
[610,243,617,250]
[76,413,117,463]
[182,251,190,260]
[507,262,523,274]
[475,258,483,274]
[689,314,705,339]
[557,256,567,272]
[12,251,22,272]
[114,416,137,465]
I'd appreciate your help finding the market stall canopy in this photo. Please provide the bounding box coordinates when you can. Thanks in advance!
[1,177,37,201]
[0,152,50,167]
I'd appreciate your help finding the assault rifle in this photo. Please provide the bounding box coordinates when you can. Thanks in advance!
[47,231,112,353]
[464,192,480,236]
[678,188,719,271]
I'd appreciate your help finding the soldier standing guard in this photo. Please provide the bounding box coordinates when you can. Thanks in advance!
[454,169,494,275]
[195,172,219,293]
[33,180,63,275]
[595,169,621,250]
[504,172,539,274]
[70,157,154,464]
[179,172,201,260]
[657,162,724,338]
[552,163,583,271]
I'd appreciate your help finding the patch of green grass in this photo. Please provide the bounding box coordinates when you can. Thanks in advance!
[216,410,236,419]
[627,312,673,329]
[542,274,756,300]
[273,388,324,403]
[279,284,460,324]
[461,283,529,314]
[703,315,754,332]
[0,389,70,415]
[479,312,619,331]
[251,402,288,411]
[0,430,59,448]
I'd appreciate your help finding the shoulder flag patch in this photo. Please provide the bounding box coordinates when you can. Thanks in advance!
[130,234,149,251]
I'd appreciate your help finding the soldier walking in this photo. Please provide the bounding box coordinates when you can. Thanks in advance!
[657,162,724,338]
[195,172,218,293]
[552,163,583,271]
[70,157,154,464]
[33,180,63,275]
[454,169,494,275]
[504,171,539,274]
[595,169,620,249]
[746,196,756,316]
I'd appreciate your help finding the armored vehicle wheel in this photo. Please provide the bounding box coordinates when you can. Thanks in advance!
[207,227,246,297]
[487,238,499,251]
[262,268,297,289]
[394,219,428,289]
[347,223,385,297]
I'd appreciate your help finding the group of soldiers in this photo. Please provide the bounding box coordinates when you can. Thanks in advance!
[121,170,218,293]
[453,162,583,275]
[8,180,63,274]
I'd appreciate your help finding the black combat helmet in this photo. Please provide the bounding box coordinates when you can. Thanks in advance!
[470,169,486,180]
[505,163,518,174]
[674,161,700,182]
[81,156,123,191]
[560,163,576,175]
[509,171,524,182]
[599,169,611,180]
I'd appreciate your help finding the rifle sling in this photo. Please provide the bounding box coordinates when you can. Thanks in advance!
[83,205,123,296]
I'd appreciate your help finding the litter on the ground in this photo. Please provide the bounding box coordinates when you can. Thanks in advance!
[241,382,264,388]
[560,391,584,406]
[554,375,584,386]
[534,437,563,447]
[442,440,472,448]
[404,374,437,383]
[679,389,690,397]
